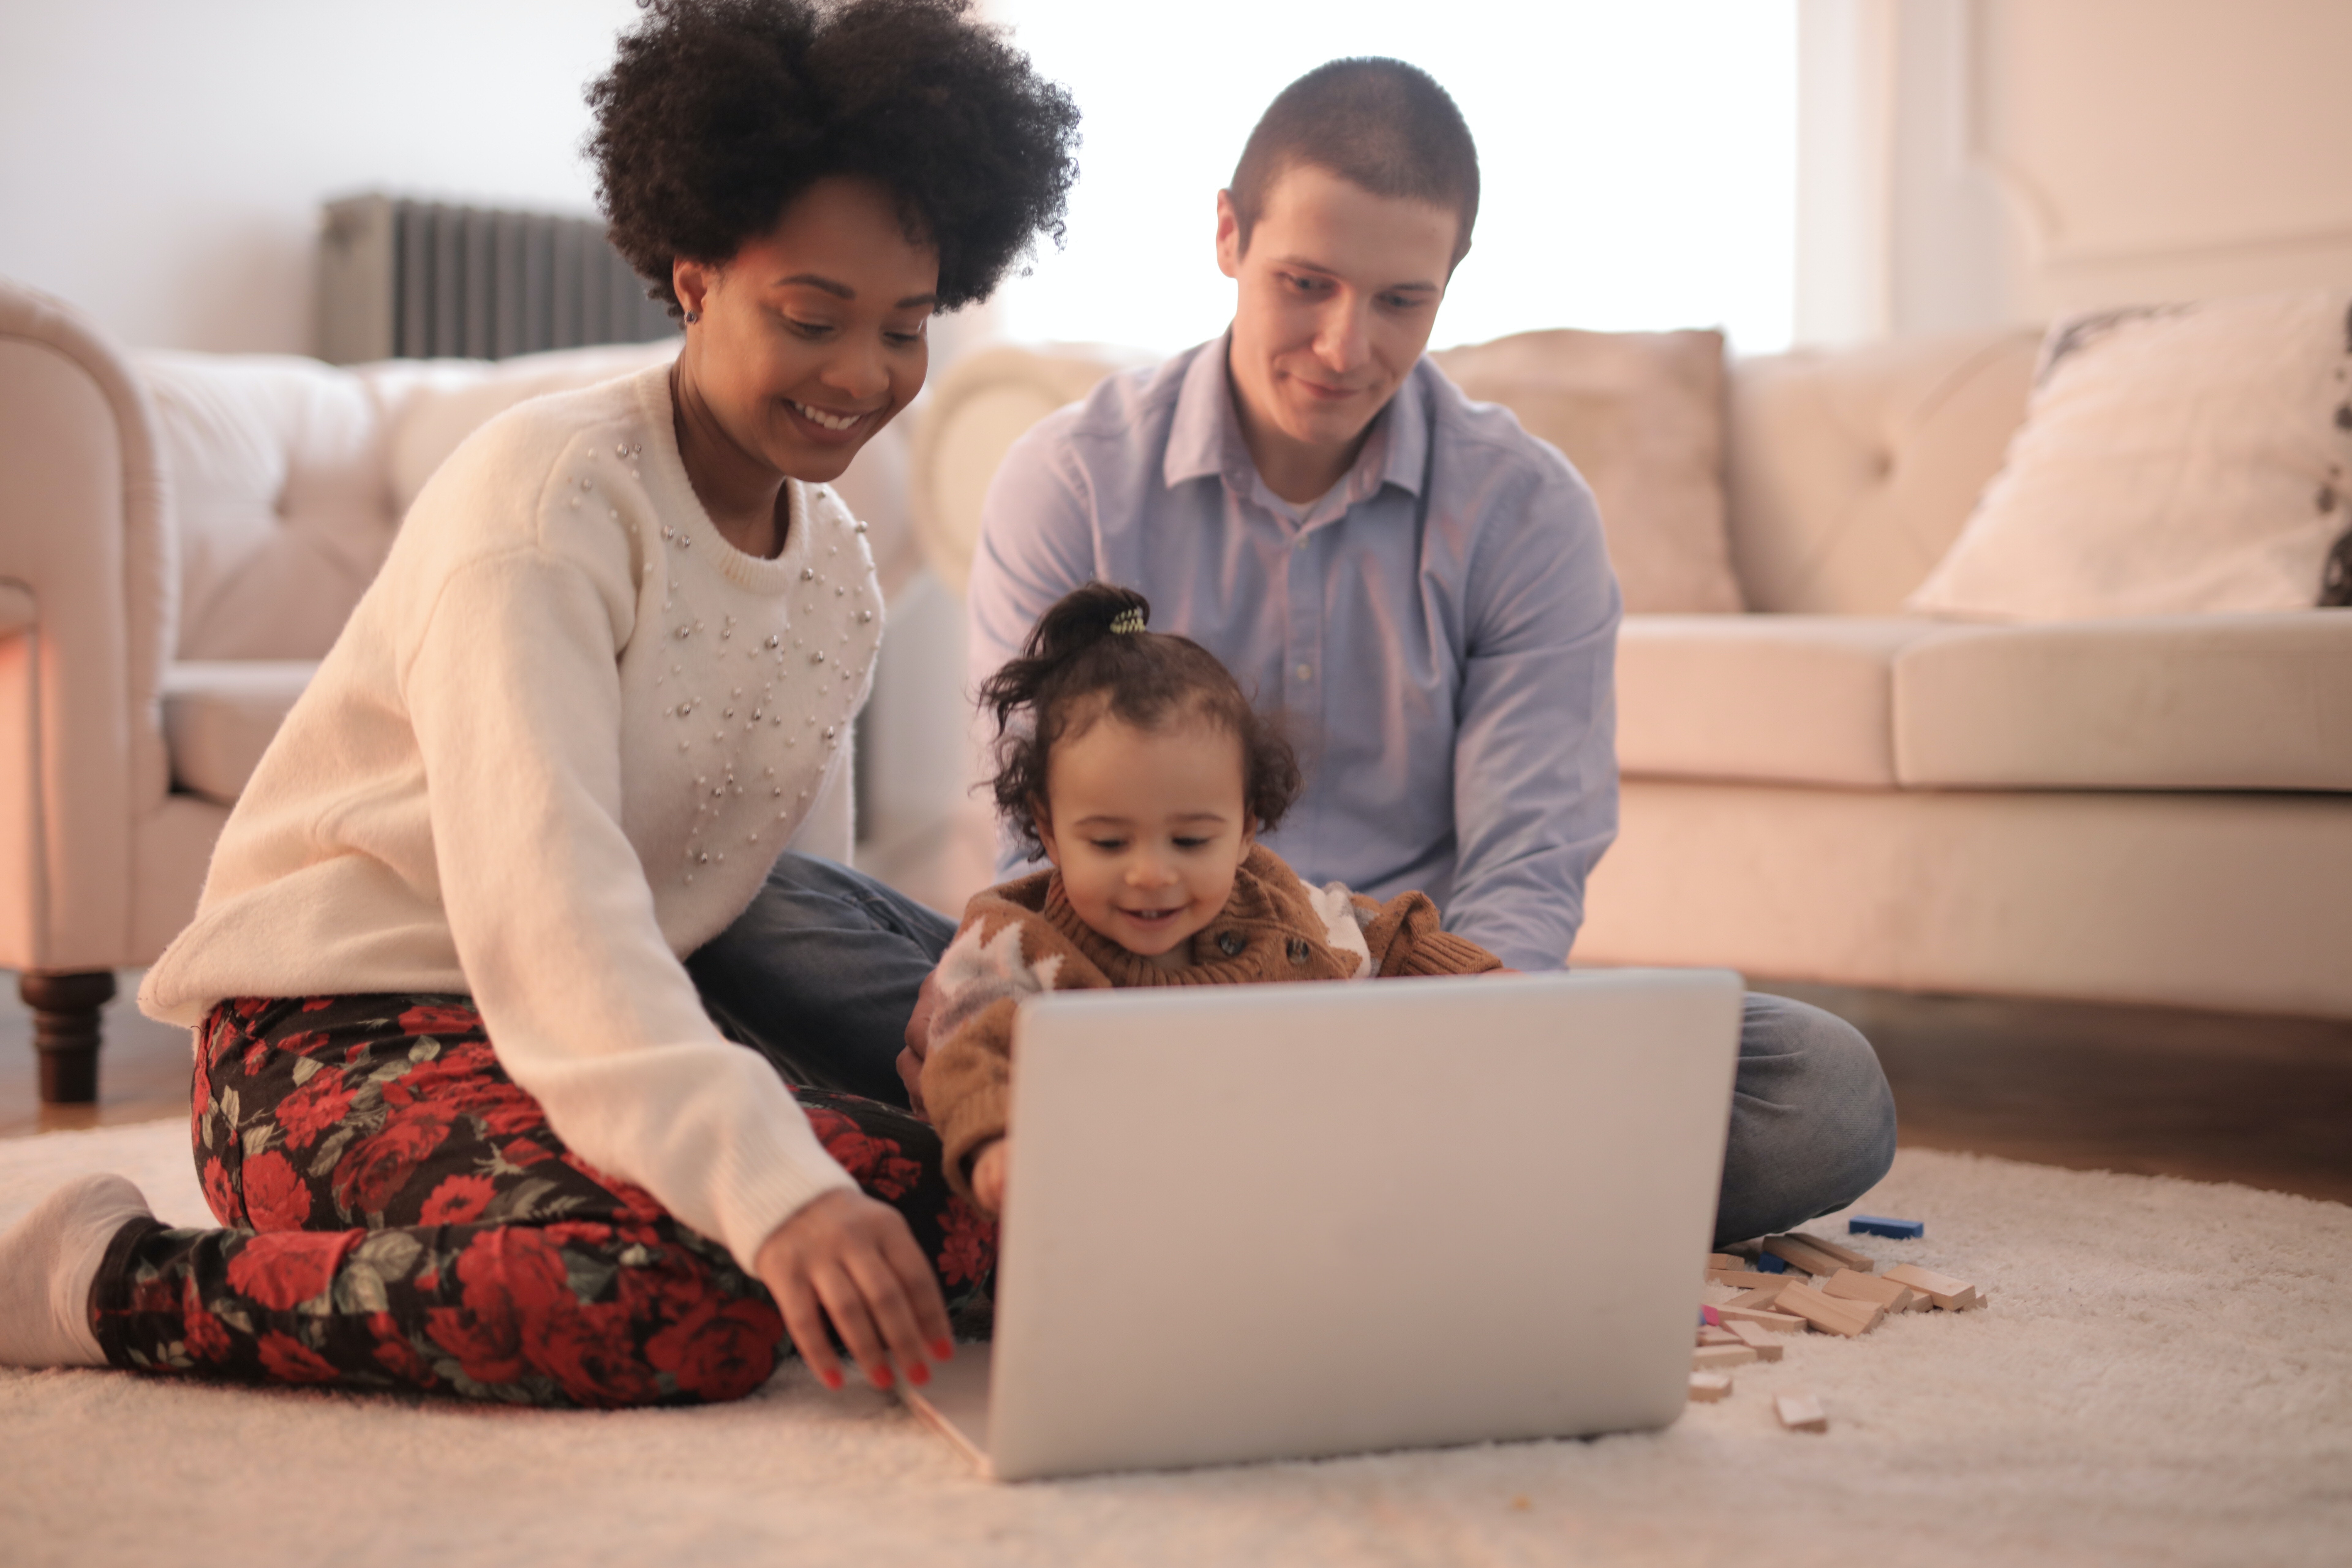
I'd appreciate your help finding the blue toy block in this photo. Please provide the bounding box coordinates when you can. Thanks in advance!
[1753,1252,1791,1273]
[1849,1215,1924,1240]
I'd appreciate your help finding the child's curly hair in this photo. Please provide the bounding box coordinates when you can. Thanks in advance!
[981,583,1303,857]
[588,0,1080,317]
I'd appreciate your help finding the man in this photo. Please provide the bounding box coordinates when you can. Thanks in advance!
[697,58,1895,1245]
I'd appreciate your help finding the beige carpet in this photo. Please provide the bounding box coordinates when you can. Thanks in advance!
[3,1120,2347,1567]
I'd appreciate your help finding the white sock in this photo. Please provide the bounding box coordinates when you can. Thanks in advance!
[0,1173,154,1368]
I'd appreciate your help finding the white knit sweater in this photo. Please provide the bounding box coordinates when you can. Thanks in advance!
[140,363,884,1270]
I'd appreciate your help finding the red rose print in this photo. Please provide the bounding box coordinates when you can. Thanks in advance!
[232,997,269,1021]
[557,1155,664,1220]
[224,1230,356,1311]
[458,1227,574,1320]
[612,1242,712,1326]
[801,1107,855,1146]
[397,1002,482,1038]
[242,1150,314,1231]
[330,1105,455,1218]
[182,1278,232,1363]
[127,1272,179,1314]
[200,1157,239,1227]
[476,1090,549,1138]
[277,1029,331,1055]
[275,1070,358,1152]
[418,1172,495,1226]
[645,1297,781,1401]
[816,1127,923,1203]
[242,1043,270,1078]
[935,1198,996,1288]
[381,1042,503,1111]
[301,996,335,1012]
[532,1299,658,1408]
[425,1302,523,1385]
[368,1312,436,1387]
[257,1331,338,1384]
[501,1138,554,1167]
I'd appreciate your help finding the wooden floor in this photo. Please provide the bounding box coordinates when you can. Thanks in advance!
[5,971,2349,1207]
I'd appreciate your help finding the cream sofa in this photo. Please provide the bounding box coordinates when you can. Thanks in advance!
[0,279,920,1101]
[910,332,2352,1021]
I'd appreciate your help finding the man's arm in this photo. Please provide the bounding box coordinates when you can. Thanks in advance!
[965,412,1102,878]
[1443,455,1623,971]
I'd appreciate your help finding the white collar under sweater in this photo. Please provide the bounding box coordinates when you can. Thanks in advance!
[139,363,882,1270]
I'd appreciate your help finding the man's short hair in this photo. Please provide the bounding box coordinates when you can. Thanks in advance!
[1227,58,1480,270]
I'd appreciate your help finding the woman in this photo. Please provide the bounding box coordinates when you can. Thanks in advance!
[0,0,1077,1408]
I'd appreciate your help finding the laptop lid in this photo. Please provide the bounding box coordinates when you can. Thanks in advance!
[968,968,1742,1481]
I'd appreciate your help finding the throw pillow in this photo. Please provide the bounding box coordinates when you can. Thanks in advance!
[1906,288,2352,620]
[1430,328,1741,613]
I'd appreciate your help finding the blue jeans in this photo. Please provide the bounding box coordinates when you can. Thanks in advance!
[692,854,1899,1248]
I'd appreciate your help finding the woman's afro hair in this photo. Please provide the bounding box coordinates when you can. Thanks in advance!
[588,0,1080,316]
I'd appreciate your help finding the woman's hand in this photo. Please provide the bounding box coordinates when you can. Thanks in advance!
[755,1188,953,1393]
[971,1139,1008,1215]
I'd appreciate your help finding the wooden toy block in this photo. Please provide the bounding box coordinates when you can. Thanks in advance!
[1706,1253,1741,1272]
[1715,1304,1806,1333]
[1788,1232,1875,1272]
[1761,1235,1847,1278]
[1698,1325,1744,1347]
[1692,1344,1758,1370]
[1724,1279,1793,1307]
[1708,1270,1786,1289]
[1723,1319,1785,1360]
[1775,1391,1829,1432]
[1751,1252,1796,1275]
[1849,1214,1924,1240]
[1820,1268,1912,1311]
[1774,1280,1884,1337]
[1883,1263,1980,1310]
[1689,1371,1733,1403]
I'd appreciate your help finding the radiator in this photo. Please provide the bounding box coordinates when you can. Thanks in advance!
[317,193,679,365]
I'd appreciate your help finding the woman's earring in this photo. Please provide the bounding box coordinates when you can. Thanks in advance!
[683,309,700,325]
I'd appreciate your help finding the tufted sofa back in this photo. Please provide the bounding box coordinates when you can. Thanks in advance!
[1722,327,2039,614]
[138,342,680,662]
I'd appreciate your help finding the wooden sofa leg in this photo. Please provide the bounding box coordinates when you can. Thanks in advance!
[21,970,116,1105]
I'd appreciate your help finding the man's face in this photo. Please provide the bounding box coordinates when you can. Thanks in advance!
[1216,163,1458,466]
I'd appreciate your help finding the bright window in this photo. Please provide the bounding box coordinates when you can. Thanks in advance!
[987,0,1797,355]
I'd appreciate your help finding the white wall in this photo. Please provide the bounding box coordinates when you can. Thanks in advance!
[1800,0,2352,343]
[0,0,642,353]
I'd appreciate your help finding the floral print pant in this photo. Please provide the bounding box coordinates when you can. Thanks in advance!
[89,994,995,1408]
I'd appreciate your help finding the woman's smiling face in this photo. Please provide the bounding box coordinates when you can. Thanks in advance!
[676,175,939,487]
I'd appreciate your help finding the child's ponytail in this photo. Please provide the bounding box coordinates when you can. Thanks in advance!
[979,582,1301,857]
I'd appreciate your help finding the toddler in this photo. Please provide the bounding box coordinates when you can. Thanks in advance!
[915,582,1502,1214]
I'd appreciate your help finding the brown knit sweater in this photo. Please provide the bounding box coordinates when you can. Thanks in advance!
[917,843,1500,1197]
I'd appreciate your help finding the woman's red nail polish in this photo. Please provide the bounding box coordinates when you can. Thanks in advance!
[931,1338,955,1360]
[820,1366,844,1391]
[870,1363,895,1389]
[907,1362,931,1387]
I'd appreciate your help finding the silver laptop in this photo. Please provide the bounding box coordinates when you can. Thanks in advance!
[900,967,1743,1481]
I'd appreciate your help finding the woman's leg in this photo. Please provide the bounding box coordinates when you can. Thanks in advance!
[86,995,992,1407]
[686,852,959,1104]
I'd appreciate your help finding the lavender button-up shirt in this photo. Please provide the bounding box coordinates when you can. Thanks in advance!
[965,334,1621,971]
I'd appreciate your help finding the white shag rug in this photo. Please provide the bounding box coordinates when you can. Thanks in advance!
[3,1120,2348,1568]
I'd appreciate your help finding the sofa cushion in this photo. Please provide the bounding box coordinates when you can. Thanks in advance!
[1908,289,2352,620]
[162,661,317,805]
[1431,328,1741,614]
[1894,611,2352,791]
[1616,616,1948,787]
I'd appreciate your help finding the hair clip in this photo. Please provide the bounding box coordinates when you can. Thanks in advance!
[1109,607,1147,635]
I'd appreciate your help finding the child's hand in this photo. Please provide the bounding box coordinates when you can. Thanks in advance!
[971,1139,1009,1215]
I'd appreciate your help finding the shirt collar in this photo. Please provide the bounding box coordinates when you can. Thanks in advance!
[1162,329,1432,503]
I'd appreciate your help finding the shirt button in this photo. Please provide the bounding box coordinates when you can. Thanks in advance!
[1295,663,1313,682]
[1216,931,1246,957]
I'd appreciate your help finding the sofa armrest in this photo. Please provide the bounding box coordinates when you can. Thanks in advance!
[0,279,175,970]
